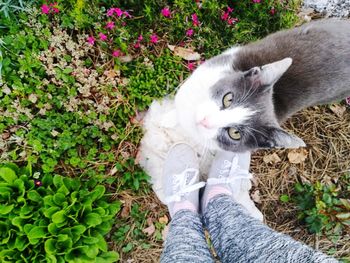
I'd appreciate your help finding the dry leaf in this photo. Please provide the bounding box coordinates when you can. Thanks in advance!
[287,149,308,164]
[329,104,346,118]
[104,69,118,79]
[109,166,118,176]
[161,225,169,241]
[120,55,133,63]
[143,223,155,236]
[263,153,281,164]
[168,45,200,61]
[2,132,10,140]
[159,215,169,224]
[251,190,261,203]
[121,199,132,218]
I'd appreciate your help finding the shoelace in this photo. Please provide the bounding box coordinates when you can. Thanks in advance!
[207,155,252,185]
[164,168,205,204]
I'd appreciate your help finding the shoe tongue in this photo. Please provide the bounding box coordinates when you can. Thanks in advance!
[185,170,196,184]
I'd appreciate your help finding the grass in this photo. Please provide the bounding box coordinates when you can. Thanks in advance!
[0,0,349,262]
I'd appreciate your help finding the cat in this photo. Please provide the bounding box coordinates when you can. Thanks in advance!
[138,19,350,220]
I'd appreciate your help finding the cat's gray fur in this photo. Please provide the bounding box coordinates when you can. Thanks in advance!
[208,19,350,152]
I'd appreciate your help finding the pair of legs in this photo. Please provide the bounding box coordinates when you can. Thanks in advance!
[160,144,338,263]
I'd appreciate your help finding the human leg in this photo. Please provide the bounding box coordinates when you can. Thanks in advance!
[160,143,214,263]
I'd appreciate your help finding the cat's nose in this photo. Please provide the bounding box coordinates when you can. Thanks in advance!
[198,117,211,129]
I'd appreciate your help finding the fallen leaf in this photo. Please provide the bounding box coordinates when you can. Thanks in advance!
[121,199,132,218]
[287,149,308,164]
[143,223,155,236]
[329,104,346,118]
[109,166,118,176]
[2,132,10,140]
[104,69,118,79]
[120,55,133,63]
[161,225,169,241]
[251,190,261,203]
[263,153,281,164]
[168,45,200,61]
[159,215,169,224]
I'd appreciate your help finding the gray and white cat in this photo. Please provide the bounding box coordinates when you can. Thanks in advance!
[138,19,350,219]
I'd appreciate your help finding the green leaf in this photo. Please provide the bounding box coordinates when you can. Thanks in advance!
[53,193,66,206]
[48,223,58,235]
[95,233,107,252]
[52,210,66,224]
[122,243,133,253]
[53,175,63,188]
[28,190,42,202]
[0,167,17,183]
[84,213,102,227]
[63,67,73,74]
[90,185,105,201]
[57,185,69,196]
[14,235,28,251]
[96,251,119,263]
[28,226,47,243]
[0,204,14,215]
[45,239,57,255]
[82,244,99,258]
[280,194,290,203]
[44,207,60,218]
[83,236,99,244]
[12,217,25,231]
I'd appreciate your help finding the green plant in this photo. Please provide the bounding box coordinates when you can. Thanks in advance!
[0,163,120,262]
[0,0,35,18]
[293,174,350,235]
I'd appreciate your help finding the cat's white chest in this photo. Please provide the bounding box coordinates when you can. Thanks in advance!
[138,98,215,203]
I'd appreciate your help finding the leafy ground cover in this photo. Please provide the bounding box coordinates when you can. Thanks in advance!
[0,0,349,262]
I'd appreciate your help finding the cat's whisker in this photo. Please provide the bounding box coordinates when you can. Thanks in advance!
[247,126,268,138]
[245,128,259,148]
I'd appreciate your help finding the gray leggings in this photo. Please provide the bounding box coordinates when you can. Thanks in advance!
[161,195,338,263]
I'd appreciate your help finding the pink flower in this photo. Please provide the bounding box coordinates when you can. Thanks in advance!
[186,28,194,37]
[187,62,196,71]
[99,33,107,41]
[138,35,143,41]
[221,11,229,21]
[41,4,50,14]
[227,6,234,13]
[107,8,115,16]
[112,50,121,57]
[150,34,158,44]
[105,21,115,30]
[161,7,171,18]
[191,13,199,27]
[123,11,131,18]
[253,0,261,3]
[115,8,124,17]
[87,36,95,45]
[227,17,238,25]
[270,7,276,15]
[50,2,59,13]
[134,42,141,49]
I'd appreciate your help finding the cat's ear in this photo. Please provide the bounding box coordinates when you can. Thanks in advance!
[244,57,292,88]
[257,126,306,149]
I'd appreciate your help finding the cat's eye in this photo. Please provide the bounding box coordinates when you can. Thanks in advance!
[228,128,241,140]
[222,92,233,108]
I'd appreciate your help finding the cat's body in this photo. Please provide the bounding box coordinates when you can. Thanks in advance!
[228,19,350,122]
[138,19,350,219]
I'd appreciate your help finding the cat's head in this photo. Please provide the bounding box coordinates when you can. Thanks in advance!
[175,51,305,152]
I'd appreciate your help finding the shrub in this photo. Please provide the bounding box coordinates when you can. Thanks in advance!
[293,174,350,235]
[0,163,120,262]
